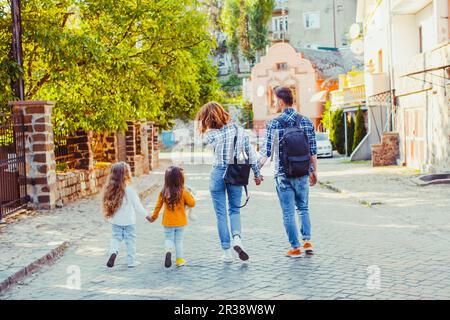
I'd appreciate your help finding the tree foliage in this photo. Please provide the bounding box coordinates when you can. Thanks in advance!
[331,109,345,155]
[346,114,355,156]
[0,0,221,132]
[353,107,367,151]
[222,0,274,67]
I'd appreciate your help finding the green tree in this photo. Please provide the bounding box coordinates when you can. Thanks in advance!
[248,0,274,63]
[331,109,345,155]
[353,107,367,151]
[222,0,274,69]
[321,100,332,132]
[0,0,220,132]
[222,0,241,73]
[346,114,355,156]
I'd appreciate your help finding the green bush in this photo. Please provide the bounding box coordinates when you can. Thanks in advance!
[346,115,355,156]
[353,107,367,151]
[331,109,345,155]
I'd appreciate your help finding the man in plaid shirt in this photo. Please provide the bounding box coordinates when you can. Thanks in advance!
[258,87,318,258]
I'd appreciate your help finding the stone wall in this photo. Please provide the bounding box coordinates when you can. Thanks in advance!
[7,100,160,210]
[55,165,111,207]
[371,132,400,167]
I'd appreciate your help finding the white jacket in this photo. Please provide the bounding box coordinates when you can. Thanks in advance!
[108,186,148,226]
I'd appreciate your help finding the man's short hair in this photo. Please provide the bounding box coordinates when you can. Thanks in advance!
[274,87,294,106]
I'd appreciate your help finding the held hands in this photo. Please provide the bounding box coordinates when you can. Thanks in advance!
[309,171,318,187]
[146,216,155,223]
[254,175,264,186]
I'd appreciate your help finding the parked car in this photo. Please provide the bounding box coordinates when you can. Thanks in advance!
[316,132,333,158]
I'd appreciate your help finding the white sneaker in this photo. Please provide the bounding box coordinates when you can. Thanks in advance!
[128,261,141,268]
[221,249,233,263]
[232,235,249,261]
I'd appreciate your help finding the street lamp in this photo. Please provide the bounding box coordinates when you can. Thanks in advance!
[10,0,24,100]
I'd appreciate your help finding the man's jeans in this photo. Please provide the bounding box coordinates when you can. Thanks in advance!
[109,224,137,265]
[275,174,311,249]
[164,227,185,259]
[209,166,242,250]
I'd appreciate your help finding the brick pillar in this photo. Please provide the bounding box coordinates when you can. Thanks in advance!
[106,132,118,162]
[147,122,154,170]
[152,125,160,168]
[141,121,150,174]
[125,121,137,175]
[10,101,57,210]
[67,130,94,170]
[371,132,399,166]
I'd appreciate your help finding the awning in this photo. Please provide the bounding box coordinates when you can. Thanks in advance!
[310,90,328,102]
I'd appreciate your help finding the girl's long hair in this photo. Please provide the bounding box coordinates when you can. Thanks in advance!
[103,162,132,218]
[162,166,185,210]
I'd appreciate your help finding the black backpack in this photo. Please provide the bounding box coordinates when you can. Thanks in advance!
[277,115,311,178]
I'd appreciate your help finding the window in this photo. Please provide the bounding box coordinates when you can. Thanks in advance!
[304,12,320,30]
[272,16,288,32]
[276,62,288,70]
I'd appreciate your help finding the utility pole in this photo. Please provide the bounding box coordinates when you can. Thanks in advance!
[11,0,25,100]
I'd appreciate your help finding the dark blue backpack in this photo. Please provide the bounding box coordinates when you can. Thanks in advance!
[277,115,310,178]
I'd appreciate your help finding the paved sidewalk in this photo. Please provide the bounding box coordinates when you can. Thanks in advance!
[1,160,450,300]
[0,164,164,294]
[318,158,450,238]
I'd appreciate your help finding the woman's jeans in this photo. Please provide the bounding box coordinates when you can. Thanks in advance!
[275,174,312,249]
[164,227,185,259]
[209,166,243,250]
[109,224,137,265]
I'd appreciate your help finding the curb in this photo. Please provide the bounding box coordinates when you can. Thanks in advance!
[0,241,70,295]
[318,180,383,208]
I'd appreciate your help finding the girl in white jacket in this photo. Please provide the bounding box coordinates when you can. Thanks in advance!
[102,162,151,268]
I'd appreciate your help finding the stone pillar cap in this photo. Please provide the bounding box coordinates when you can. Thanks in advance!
[8,100,55,107]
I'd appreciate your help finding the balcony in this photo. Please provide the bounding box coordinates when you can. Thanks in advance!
[391,0,432,14]
[331,84,366,109]
[365,72,390,97]
[270,31,290,42]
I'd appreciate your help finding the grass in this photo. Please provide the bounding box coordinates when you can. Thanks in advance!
[340,159,371,165]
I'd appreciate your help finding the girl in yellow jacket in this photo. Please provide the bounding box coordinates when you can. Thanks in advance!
[149,166,195,268]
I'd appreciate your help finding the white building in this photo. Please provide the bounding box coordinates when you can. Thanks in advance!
[357,0,450,171]
[270,0,358,48]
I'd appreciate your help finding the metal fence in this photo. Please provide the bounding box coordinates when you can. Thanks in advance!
[53,133,76,169]
[0,111,28,220]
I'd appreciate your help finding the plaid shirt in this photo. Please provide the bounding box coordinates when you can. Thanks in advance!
[259,108,317,176]
[205,123,261,177]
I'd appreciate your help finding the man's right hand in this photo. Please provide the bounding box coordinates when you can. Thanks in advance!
[309,171,317,187]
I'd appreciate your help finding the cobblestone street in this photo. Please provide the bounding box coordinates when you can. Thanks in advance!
[1,157,450,300]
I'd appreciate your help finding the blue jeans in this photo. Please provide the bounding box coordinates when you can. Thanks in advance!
[109,224,137,265]
[275,174,311,249]
[209,166,243,250]
[164,227,185,259]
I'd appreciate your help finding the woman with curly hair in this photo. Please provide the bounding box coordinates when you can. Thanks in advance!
[196,102,262,263]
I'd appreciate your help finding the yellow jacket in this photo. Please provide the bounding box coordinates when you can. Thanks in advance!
[152,189,195,227]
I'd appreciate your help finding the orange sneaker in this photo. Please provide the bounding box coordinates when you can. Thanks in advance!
[303,241,314,254]
[285,248,302,258]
